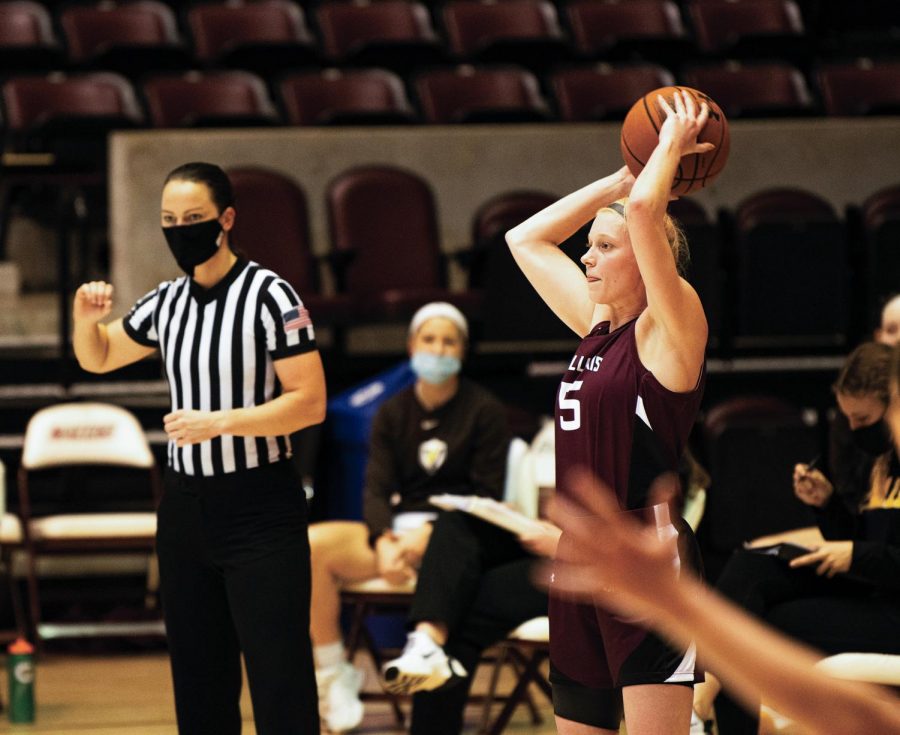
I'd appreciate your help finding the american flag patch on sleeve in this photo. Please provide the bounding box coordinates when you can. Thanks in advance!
[282,306,312,332]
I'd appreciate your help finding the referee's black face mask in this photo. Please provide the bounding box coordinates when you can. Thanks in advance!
[162,218,223,276]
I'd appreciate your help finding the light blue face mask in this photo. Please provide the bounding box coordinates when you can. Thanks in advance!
[410,352,461,385]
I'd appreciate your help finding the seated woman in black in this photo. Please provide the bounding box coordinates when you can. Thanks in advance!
[695,342,900,735]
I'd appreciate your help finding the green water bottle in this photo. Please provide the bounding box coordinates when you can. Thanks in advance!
[7,638,35,723]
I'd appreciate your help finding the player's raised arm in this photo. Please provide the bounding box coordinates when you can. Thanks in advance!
[505,167,634,337]
[627,91,711,391]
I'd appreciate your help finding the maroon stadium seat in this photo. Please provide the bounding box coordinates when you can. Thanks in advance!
[688,0,809,61]
[59,1,189,75]
[0,1,64,70]
[315,0,444,68]
[326,165,480,320]
[817,59,900,116]
[732,188,848,348]
[278,68,415,125]
[186,0,316,73]
[551,62,675,121]
[682,61,814,118]
[142,71,278,128]
[414,65,549,124]
[442,0,569,70]
[565,0,694,65]
[227,167,355,326]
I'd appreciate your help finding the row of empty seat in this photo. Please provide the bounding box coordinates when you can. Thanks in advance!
[3,58,899,147]
[1,0,898,80]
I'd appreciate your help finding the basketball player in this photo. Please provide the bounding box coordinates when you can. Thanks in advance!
[506,90,711,733]
[545,467,900,735]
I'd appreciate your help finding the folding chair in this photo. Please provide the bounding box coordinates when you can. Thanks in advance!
[338,438,535,727]
[17,402,163,643]
[759,653,900,733]
[479,615,550,735]
[0,459,26,641]
[477,433,551,733]
[340,575,416,726]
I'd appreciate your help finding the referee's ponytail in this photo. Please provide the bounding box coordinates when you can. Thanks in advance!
[164,162,244,256]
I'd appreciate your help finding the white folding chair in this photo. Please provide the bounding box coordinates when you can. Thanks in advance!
[17,402,163,643]
[759,653,900,734]
[478,430,553,734]
[0,459,25,640]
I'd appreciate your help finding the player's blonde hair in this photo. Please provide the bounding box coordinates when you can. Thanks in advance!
[601,198,690,277]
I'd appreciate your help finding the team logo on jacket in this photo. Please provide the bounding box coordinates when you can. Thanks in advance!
[419,438,448,475]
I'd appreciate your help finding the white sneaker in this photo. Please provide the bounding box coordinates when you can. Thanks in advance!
[381,631,467,694]
[318,662,364,732]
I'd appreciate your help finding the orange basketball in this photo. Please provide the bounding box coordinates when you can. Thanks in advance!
[620,86,730,195]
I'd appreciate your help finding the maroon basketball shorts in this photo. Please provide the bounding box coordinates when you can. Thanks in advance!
[547,524,702,727]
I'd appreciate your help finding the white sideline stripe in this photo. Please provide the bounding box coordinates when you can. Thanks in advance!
[0,383,65,399]
[38,620,166,640]
[68,380,169,396]
[0,381,169,399]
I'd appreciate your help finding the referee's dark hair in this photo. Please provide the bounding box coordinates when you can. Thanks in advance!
[165,162,234,212]
[165,161,243,255]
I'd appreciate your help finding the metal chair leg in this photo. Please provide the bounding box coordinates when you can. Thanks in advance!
[479,644,509,734]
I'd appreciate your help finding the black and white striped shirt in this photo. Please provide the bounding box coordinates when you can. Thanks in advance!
[123,258,317,476]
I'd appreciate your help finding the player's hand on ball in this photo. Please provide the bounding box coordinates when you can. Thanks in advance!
[657,90,716,158]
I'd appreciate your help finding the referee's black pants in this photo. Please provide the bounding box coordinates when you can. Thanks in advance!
[408,512,548,735]
[157,461,319,735]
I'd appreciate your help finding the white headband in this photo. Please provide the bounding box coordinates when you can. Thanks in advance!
[409,302,468,340]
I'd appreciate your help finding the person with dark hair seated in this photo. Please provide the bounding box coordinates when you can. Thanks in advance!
[694,342,900,735]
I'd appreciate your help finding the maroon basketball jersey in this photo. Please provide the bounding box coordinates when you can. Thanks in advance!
[550,317,705,689]
[554,318,704,511]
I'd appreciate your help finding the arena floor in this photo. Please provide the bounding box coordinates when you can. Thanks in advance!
[0,650,559,734]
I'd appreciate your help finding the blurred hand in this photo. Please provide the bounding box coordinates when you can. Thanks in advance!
[73,281,113,325]
[375,534,415,586]
[517,520,562,558]
[793,464,833,507]
[789,541,853,578]
[657,90,716,159]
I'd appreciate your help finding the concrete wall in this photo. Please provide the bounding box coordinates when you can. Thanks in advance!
[110,118,900,311]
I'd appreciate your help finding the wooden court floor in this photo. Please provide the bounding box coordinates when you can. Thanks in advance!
[0,651,558,734]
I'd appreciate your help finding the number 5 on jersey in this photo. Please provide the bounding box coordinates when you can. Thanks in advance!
[559,380,583,431]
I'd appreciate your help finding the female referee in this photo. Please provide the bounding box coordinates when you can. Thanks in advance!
[506,91,711,734]
[72,162,326,735]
